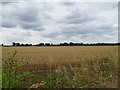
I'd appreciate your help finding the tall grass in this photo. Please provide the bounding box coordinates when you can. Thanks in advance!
[2,51,35,88]
[2,50,118,88]
[27,55,118,88]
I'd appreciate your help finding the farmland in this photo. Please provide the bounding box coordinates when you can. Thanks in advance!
[2,46,118,88]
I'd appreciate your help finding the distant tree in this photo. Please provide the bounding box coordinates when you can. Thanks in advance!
[2,44,4,46]
[60,43,63,46]
[39,43,44,46]
[86,43,89,46]
[51,43,53,46]
[74,43,79,46]
[117,43,120,45]
[25,44,29,46]
[16,43,20,46]
[35,44,38,46]
[45,43,50,46]
[70,42,74,46]
[21,43,24,46]
[80,42,83,46]
[63,42,68,46]
[12,42,16,46]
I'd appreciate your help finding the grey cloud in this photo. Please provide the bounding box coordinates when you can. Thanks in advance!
[1,2,117,44]
[61,9,95,25]
[2,3,18,28]
[18,21,44,31]
[61,21,116,37]
[20,23,39,29]
[2,23,16,28]
[41,32,61,38]
[62,26,86,35]
[16,6,39,22]
[6,36,25,43]
[59,3,117,39]
[32,27,45,31]
[2,18,17,28]
[14,3,45,30]
[2,2,52,31]
[66,17,92,24]
[2,2,14,6]
[18,13,38,22]
[12,31,32,36]
[94,2,117,11]
[62,2,75,6]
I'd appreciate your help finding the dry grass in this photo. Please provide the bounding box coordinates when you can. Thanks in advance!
[2,46,118,64]
[2,46,118,88]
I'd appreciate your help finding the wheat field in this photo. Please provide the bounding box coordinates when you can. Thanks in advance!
[2,46,118,64]
[2,46,118,88]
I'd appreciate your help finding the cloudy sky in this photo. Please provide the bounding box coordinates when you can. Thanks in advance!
[1,1,118,45]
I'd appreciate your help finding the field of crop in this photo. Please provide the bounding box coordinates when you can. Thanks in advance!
[2,46,118,88]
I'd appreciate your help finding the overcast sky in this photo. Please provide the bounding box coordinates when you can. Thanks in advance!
[1,1,118,44]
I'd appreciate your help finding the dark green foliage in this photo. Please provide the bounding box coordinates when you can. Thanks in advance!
[2,51,34,88]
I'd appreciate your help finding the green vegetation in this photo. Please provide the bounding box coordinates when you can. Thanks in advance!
[2,51,34,88]
[31,55,118,88]
[2,49,118,88]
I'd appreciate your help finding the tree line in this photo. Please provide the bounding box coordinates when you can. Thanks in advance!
[1,42,120,46]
